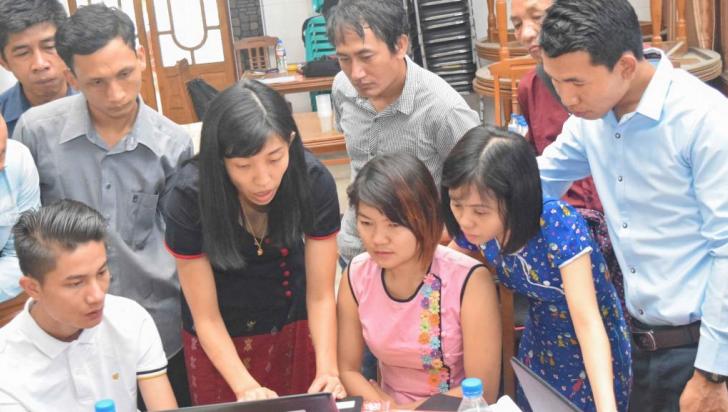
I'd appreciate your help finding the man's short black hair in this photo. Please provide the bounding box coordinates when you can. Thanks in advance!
[0,0,67,59]
[55,3,136,72]
[326,0,409,53]
[13,199,107,281]
[540,0,643,70]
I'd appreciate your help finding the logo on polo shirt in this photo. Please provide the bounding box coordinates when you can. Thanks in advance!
[112,372,120,380]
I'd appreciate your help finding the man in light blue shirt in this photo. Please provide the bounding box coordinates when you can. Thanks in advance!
[0,112,40,323]
[537,1,728,411]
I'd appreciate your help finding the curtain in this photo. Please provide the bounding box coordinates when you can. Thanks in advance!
[686,0,715,48]
[717,1,728,87]
[663,0,727,90]
[660,0,712,47]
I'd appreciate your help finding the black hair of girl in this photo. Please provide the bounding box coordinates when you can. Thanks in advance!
[198,80,314,270]
[347,153,442,265]
[441,125,542,255]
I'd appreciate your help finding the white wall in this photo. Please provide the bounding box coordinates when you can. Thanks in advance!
[0,69,16,94]
[631,0,651,22]
[472,0,488,39]
[261,0,312,63]
[260,0,315,112]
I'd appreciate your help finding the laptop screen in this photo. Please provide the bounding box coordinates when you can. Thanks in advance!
[510,357,581,412]
[160,393,339,412]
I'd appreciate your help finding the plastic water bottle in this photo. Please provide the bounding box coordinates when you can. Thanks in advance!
[517,114,529,136]
[457,378,492,412]
[275,39,287,73]
[507,114,520,134]
[507,114,529,137]
[95,399,116,412]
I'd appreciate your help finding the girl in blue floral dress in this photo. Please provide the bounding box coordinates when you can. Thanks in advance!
[441,126,631,412]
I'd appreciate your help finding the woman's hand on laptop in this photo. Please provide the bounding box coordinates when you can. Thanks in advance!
[308,373,347,399]
[236,385,278,402]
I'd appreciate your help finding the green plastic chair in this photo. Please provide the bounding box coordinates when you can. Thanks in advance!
[303,14,336,110]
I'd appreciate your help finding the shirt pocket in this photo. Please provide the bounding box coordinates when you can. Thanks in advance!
[122,191,159,251]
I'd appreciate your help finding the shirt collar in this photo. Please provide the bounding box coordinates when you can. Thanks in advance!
[58,94,91,144]
[128,102,162,156]
[15,298,98,359]
[343,55,417,115]
[2,82,76,123]
[390,56,417,115]
[1,83,31,123]
[632,48,672,122]
[59,95,162,156]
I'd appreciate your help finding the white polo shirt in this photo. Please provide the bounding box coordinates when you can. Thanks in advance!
[0,294,167,411]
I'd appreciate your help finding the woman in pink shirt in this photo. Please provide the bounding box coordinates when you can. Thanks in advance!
[337,154,502,409]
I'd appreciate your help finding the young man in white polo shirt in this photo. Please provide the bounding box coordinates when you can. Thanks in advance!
[0,199,177,411]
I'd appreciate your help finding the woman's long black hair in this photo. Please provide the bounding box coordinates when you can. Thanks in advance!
[198,80,313,270]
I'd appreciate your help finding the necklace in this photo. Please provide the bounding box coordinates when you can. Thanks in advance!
[240,207,265,256]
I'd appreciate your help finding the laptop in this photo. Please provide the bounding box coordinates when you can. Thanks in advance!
[161,393,340,412]
[510,357,582,412]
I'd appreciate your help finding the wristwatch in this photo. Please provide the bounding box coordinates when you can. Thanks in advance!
[696,368,728,384]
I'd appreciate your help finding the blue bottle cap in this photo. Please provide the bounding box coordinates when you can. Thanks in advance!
[95,399,116,412]
[461,377,483,397]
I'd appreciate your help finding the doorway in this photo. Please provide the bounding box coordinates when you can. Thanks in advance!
[66,0,237,124]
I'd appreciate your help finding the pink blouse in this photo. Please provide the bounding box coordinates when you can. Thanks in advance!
[348,245,483,404]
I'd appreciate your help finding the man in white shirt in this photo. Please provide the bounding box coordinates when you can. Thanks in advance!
[0,199,177,411]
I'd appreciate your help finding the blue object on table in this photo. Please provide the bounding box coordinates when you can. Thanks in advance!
[95,399,116,412]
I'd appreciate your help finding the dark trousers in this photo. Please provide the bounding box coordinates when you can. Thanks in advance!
[628,344,698,412]
[138,349,191,410]
[168,349,191,407]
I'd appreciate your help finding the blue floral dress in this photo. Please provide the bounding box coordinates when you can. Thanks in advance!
[455,199,631,411]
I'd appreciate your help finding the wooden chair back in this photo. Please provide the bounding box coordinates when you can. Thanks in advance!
[463,248,520,400]
[234,36,278,78]
[650,0,722,80]
[650,0,688,57]
[489,56,537,127]
[496,0,509,60]
[490,4,537,399]
[497,284,517,399]
[175,58,198,122]
[475,0,535,130]
[0,292,28,327]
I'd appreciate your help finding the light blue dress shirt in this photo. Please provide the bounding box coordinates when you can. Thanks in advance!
[0,139,40,302]
[538,49,728,375]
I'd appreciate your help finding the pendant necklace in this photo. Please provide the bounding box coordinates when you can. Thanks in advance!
[241,207,265,256]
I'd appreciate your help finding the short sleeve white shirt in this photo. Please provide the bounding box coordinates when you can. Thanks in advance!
[0,294,167,411]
